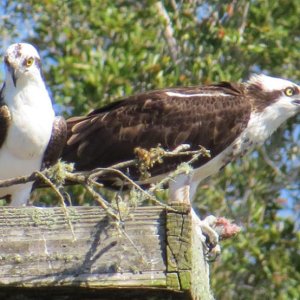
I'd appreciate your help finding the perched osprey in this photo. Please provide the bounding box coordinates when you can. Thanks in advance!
[62,75,300,247]
[0,43,67,206]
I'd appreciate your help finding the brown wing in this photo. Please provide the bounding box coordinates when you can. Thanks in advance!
[0,105,11,149]
[0,84,11,148]
[42,116,67,169]
[62,82,251,180]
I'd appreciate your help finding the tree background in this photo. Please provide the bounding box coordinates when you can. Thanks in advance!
[0,1,299,299]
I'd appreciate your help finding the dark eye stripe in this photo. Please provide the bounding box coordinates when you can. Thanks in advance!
[22,58,31,67]
[22,56,41,68]
[293,85,299,94]
[35,57,41,69]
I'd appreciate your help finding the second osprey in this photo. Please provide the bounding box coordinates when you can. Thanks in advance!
[0,43,66,206]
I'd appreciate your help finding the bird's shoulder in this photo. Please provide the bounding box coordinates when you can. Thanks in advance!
[0,83,12,149]
[42,116,68,169]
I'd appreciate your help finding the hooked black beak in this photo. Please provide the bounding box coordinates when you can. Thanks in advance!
[4,56,17,87]
[293,99,300,106]
[10,67,17,88]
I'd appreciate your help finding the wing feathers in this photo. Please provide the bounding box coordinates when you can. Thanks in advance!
[62,82,251,178]
[42,116,67,168]
[0,105,11,149]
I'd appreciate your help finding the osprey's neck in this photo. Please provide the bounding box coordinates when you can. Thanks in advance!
[4,77,53,111]
[246,87,297,144]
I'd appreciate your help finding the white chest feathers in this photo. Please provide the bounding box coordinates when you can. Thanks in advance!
[193,99,298,185]
[4,83,55,160]
[232,99,297,158]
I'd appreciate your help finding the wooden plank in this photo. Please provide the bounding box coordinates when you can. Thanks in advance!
[0,205,213,299]
[166,204,214,300]
[0,206,166,287]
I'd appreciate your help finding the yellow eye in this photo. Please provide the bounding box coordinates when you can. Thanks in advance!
[284,87,295,97]
[25,57,34,67]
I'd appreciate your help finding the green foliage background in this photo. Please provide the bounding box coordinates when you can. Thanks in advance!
[0,1,299,299]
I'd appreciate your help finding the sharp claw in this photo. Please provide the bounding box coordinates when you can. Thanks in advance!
[205,243,221,262]
[199,215,219,249]
[192,209,241,257]
[191,210,220,255]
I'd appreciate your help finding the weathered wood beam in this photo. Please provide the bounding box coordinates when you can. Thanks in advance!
[0,205,213,300]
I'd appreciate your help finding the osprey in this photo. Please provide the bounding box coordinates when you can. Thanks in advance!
[0,43,67,206]
[62,75,300,247]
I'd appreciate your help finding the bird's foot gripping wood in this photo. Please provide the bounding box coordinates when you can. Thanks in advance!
[191,211,221,258]
[191,210,241,259]
[169,174,241,258]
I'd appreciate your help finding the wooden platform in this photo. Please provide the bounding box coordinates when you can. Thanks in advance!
[0,204,213,300]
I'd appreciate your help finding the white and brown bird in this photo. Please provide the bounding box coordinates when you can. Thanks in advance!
[0,43,66,206]
[62,75,300,247]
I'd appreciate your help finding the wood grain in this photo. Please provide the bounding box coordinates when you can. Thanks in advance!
[0,205,213,300]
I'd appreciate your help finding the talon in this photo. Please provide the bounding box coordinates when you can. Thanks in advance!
[191,210,220,255]
[206,244,221,262]
[199,215,219,250]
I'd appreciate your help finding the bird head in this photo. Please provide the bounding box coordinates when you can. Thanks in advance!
[247,74,300,116]
[3,43,42,88]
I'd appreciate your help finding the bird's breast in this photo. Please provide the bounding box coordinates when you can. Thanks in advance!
[5,96,55,160]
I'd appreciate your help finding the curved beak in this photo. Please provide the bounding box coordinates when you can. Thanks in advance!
[4,56,17,87]
[292,99,300,106]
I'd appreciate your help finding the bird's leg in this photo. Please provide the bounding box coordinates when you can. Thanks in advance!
[191,210,221,257]
[192,209,242,259]
[169,175,221,255]
[8,183,33,206]
[168,173,191,204]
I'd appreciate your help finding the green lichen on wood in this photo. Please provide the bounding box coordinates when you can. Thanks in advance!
[178,270,191,290]
[166,203,193,291]
[0,207,82,229]
[166,272,180,290]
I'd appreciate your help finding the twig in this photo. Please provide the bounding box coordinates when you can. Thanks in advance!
[260,147,283,177]
[35,171,65,204]
[0,145,210,215]
[0,173,37,188]
[0,145,208,190]
[120,227,148,264]
[66,159,137,182]
[155,1,180,63]
[239,1,250,36]
[0,144,210,217]
[87,167,177,212]
[148,147,209,193]
[84,184,120,221]
[34,171,76,241]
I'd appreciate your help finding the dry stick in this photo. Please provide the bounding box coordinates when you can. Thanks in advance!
[87,167,177,212]
[120,227,148,264]
[0,146,209,213]
[0,173,36,188]
[69,145,209,203]
[149,150,209,194]
[0,170,76,241]
[260,146,283,177]
[0,146,208,189]
[155,1,179,63]
[0,145,210,215]
[34,171,76,241]
[0,146,209,254]
[84,183,120,221]
[75,159,137,179]
[88,179,104,190]
[239,1,250,36]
